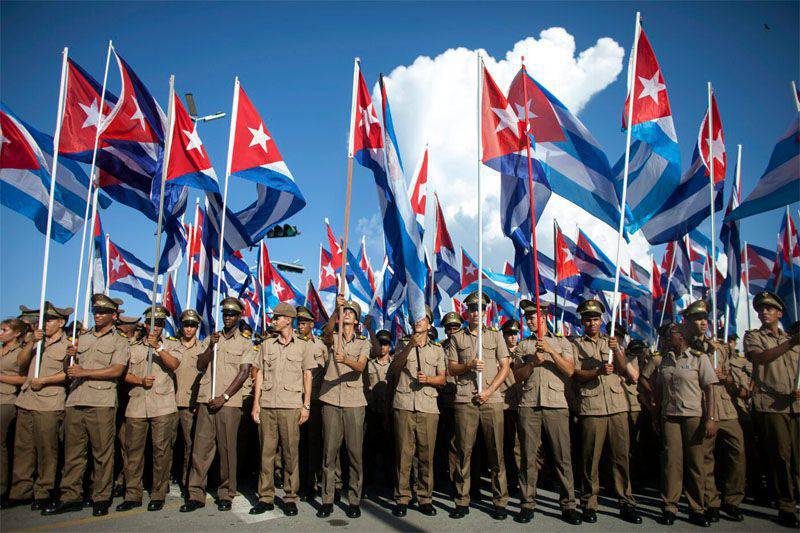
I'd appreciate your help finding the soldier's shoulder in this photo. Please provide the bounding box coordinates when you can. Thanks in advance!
[241,330,252,339]
[117,331,128,338]
[167,336,178,341]
[358,334,367,341]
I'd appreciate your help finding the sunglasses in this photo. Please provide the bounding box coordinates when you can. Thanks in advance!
[152,319,166,327]
[378,340,391,346]
[92,308,115,315]
[222,311,241,318]
[182,322,199,328]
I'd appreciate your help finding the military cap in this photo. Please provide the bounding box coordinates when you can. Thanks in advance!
[376,329,392,343]
[272,302,297,318]
[295,305,314,322]
[342,300,361,321]
[500,319,520,335]
[604,321,627,337]
[577,299,605,317]
[627,339,647,353]
[143,305,170,320]
[657,321,675,338]
[753,290,785,312]
[464,290,491,307]
[42,302,73,320]
[179,309,202,325]
[117,315,141,326]
[18,305,40,324]
[220,297,244,314]
[91,294,122,312]
[680,300,709,318]
[441,312,463,328]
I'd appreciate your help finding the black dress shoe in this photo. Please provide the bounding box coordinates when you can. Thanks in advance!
[620,504,642,524]
[147,500,164,512]
[720,504,743,522]
[31,499,49,511]
[562,509,582,525]
[777,511,800,528]
[82,496,93,508]
[274,477,284,489]
[393,503,407,517]
[93,502,110,516]
[345,505,361,518]
[449,505,469,519]
[660,511,676,525]
[491,506,507,520]
[515,508,534,523]
[316,503,333,518]
[116,500,142,512]
[706,506,720,523]
[217,500,232,511]
[582,508,598,523]
[283,502,298,516]
[112,485,125,498]
[41,500,82,516]
[418,503,436,516]
[179,500,205,513]
[249,501,274,514]
[688,511,710,527]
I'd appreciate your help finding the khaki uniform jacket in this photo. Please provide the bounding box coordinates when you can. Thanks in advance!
[446,327,509,405]
[393,341,446,414]
[66,328,130,408]
[170,336,208,408]
[125,338,180,418]
[624,356,641,413]
[728,356,752,415]
[572,334,629,416]
[255,333,316,409]
[302,333,327,400]
[689,336,737,420]
[657,348,718,417]
[515,334,576,409]
[197,329,256,408]
[743,326,800,414]
[503,345,520,410]
[366,357,391,413]
[0,343,23,405]
[16,334,68,411]
[318,332,370,408]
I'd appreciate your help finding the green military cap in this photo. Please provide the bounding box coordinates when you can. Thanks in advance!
[605,321,627,337]
[143,305,170,320]
[179,309,201,325]
[342,300,361,321]
[117,315,141,326]
[18,305,40,324]
[680,299,708,318]
[220,297,244,314]
[272,302,297,318]
[577,299,604,317]
[753,290,785,312]
[376,329,392,343]
[500,319,520,335]
[43,302,73,320]
[464,290,491,307]
[519,299,538,317]
[295,305,314,322]
[657,321,675,338]
[441,312,463,328]
[627,339,647,353]
[91,294,122,312]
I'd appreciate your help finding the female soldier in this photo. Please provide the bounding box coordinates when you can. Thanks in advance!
[0,318,30,501]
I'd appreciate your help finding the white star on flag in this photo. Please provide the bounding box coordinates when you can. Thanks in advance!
[637,71,666,105]
[705,130,726,163]
[514,99,537,124]
[464,263,477,277]
[322,264,334,280]
[248,122,271,153]
[273,281,285,297]
[560,241,574,263]
[111,255,124,274]
[0,132,9,145]
[491,104,519,136]
[129,96,146,130]
[79,99,102,129]
[183,125,204,154]
[359,103,379,131]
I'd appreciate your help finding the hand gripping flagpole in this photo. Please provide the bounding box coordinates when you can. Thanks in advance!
[33,48,69,379]
[706,82,719,367]
[608,12,641,364]
[146,75,176,376]
[210,76,239,398]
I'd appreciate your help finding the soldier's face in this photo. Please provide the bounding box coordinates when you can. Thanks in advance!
[688,316,708,336]
[581,315,601,335]
[44,317,64,337]
[380,343,391,356]
[147,323,164,337]
[93,309,117,329]
[296,320,313,335]
[525,315,538,332]
[757,305,782,325]
[669,327,685,348]
[414,317,430,334]
[273,315,292,332]
[467,307,484,327]
[181,324,198,339]
[342,309,356,325]
[505,333,518,348]
[222,312,240,329]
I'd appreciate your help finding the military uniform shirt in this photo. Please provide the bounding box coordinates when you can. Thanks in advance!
[318,332,370,408]
[303,334,327,400]
[366,357,391,413]
[743,326,800,414]
[515,334,577,409]
[16,334,68,411]
[125,338,180,418]
[690,336,737,420]
[0,343,22,405]
[624,355,641,413]
[657,348,718,417]
[393,341,447,414]
[728,356,752,415]
[197,329,256,408]
[170,336,208,408]
[446,327,509,405]
[255,333,316,409]
[66,328,130,408]
[571,334,629,416]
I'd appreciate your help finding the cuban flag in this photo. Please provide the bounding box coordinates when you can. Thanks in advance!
[770,213,800,323]
[58,59,117,157]
[221,250,252,297]
[240,289,260,331]
[357,237,377,296]
[460,248,520,318]
[433,194,460,297]
[91,212,107,295]
[305,280,330,330]
[107,238,161,304]
[536,250,583,331]
[165,90,219,191]
[162,273,183,336]
[552,221,584,299]
[641,91,726,244]
[324,218,343,272]
[408,144,428,233]
[380,262,405,324]
[565,229,649,298]
[267,263,305,308]
[318,245,338,294]
[726,117,799,223]
[744,243,776,296]
[629,260,655,342]
[719,158,743,335]
[615,25,681,234]
[345,247,374,314]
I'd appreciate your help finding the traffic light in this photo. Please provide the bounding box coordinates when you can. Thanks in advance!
[266,224,300,238]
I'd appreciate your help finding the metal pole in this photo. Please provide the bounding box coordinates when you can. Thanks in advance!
[743,241,752,331]
[476,52,484,393]
[707,82,719,367]
[553,220,559,335]
[104,234,110,295]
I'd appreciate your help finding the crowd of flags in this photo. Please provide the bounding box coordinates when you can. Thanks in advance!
[1,15,799,346]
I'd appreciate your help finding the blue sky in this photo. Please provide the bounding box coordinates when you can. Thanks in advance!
[1,1,798,321]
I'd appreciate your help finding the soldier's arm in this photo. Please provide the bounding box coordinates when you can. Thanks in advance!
[196,339,215,371]
[252,368,263,409]
[549,339,576,378]
[79,364,127,380]
[746,333,799,365]
[483,355,511,396]
[221,363,251,399]
[0,373,26,385]
[339,351,368,373]
[512,342,536,383]
[573,365,602,383]
[32,371,66,388]
[154,347,180,371]
[16,337,38,370]
[322,306,339,347]
[446,335,480,376]
[302,369,312,407]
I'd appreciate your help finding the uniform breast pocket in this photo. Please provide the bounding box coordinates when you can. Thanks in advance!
[87,381,114,391]
[154,378,174,395]
[547,380,565,401]
[44,354,66,375]
[285,352,304,371]
[91,343,116,368]
[608,380,624,394]
[422,386,438,399]
[580,383,601,397]
[36,386,61,397]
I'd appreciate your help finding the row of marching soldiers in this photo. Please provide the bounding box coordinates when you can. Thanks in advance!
[0,289,797,528]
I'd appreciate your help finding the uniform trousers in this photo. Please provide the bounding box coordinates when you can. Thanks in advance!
[124,413,178,502]
[756,411,800,513]
[8,408,63,500]
[187,405,241,502]
[453,402,508,507]
[321,404,364,506]
[176,407,197,488]
[59,406,116,502]
[579,412,635,510]
[257,408,301,504]
[0,404,17,496]
[703,418,745,508]
[662,416,707,514]
[393,409,438,505]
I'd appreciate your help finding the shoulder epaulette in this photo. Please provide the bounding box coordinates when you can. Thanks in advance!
[167,336,177,341]
[358,335,366,340]
[253,345,260,351]
[300,334,309,341]
[433,340,441,346]
[67,336,73,342]
[242,331,252,339]
[490,327,498,332]
[118,331,128,338]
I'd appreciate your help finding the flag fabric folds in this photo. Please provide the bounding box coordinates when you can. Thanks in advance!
[719,158,743,336]
[433,194,460,297]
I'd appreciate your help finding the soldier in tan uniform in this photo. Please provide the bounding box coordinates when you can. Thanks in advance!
[571,299,641,524]
[170,310,207,494]
[654,321,718,527]
[499,318,522,499]
[181,297,256,513]
[512,302,582,525]
[249,302,314,516]
[623,339,647,488]
[7,304,70,510]
[112,314,140,497]
[743,291,800,528]
[0,317,29,503]
[435,312,462,492]
[365,328,392,491]
[316,297,371,519]
[386,307,446,517]
[446,291,511,520]
[42,294,130,517]
[679,300,746,523]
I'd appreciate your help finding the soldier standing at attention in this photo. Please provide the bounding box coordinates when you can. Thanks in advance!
[181,297,256,513]
[316,297,371,519]
[116,306,181,513]
[0,317,29,504]
[111,314,138,498]
[365,328,392,492]
[571,299,641,524]
[435,312,462,493]
[42,294,130,517]
[499,319,521,498]
[743,291,800,528]
[446,291,511,521]
[249,303,314,517]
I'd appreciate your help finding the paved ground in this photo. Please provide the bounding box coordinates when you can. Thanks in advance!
[3,482,790,532]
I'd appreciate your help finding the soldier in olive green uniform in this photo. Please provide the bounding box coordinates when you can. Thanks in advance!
[43,294,130,517]
[680,300,746,522]
[0,317,29,502]
[654,321,719,527]
[8,304,70,509]
[170,310,207,493]
[181,297,256,513]
[316,297,371,519]
[446,291,511,520]
[743,291,800,528]
[435,312,462,491]
[365,328,392,491]
[387,307,446,517]
[249,303,315,516]
[115,306,181,512]
[571,299,641,524]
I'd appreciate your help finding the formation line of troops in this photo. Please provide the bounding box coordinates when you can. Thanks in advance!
[0,289,798,528]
